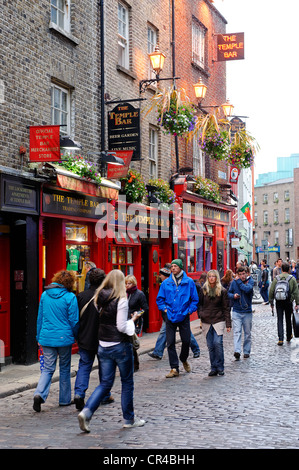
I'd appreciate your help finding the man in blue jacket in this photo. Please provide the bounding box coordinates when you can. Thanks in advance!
[228,266,254,360]
[156,259,199,377]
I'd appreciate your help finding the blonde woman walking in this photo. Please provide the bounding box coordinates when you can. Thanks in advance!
[198,270,231,376]
[78,269,145,433]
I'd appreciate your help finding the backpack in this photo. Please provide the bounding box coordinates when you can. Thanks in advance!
[274,275,292,301]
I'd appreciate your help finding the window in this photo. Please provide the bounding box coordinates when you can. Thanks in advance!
[51,0,70,32]
[118,2,129,69]
[285,208,290,222]
[284,190,290,201]
[254,211,258,225]
[273,192,278,202]
[274,230,279,245]
[263,211,268,224]
[147,26,157,79]
[149,127,158,179]
[274,209,279,223]
[263,193,268,204]
[193,137,204,177]
[51,83,70,136]
[192,18,206,69]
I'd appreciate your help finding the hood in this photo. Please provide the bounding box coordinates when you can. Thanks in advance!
[44,283,69,298]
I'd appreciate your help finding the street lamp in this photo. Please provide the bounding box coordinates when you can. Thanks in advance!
[193,77,207,101]
[221,100,234,118]
[139,45,179,93]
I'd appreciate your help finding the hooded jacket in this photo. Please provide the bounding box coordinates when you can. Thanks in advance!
[36,283,79,347]
[228,276,254,314]
[156,271,199,323]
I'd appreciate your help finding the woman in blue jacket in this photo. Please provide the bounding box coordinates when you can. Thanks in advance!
[33,270,79,412]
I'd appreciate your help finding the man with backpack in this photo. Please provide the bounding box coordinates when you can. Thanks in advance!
[269,262,299,345]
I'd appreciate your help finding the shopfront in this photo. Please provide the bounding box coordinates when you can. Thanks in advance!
[173,186,233,290]
[0,170,40,364]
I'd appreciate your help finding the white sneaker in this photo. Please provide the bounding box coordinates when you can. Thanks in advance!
[123,418,145,428]
[78,411,91,433]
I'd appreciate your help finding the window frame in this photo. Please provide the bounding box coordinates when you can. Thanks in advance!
[118,2,129,70]
[51,83,71,136]
[192,18,206,70]
[149,126,158,179]
[50,0,70,33]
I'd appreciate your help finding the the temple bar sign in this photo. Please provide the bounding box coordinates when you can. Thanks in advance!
[216,33,244,61]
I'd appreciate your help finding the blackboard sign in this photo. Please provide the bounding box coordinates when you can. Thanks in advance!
[108,103,141,161]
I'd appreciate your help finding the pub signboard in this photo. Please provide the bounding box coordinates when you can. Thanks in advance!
[108,103,141,161]
[216,33,244,62]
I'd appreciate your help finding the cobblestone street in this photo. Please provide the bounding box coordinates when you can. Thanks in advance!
[1,303,299,451]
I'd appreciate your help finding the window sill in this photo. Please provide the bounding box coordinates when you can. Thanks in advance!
[191,61,210,78]
[49,22,80,46]
[116,65,137,80]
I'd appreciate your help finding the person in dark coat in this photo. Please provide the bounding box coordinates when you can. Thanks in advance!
[125,275,149,372]
[74,268,110,411]
[198,270,231,376]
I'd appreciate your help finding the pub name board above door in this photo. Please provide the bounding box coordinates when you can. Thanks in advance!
[108,103,141,161]
[216,33,244,61]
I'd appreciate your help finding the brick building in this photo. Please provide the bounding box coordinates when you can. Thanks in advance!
[0,0,237,365]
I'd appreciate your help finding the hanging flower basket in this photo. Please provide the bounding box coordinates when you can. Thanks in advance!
[148,178,176,206]
[227,143,254,169]
[120,169,147,203]
[199,129,230,161]
[144,87,196,137]
[194,176,221,204]
[57,155,102,184]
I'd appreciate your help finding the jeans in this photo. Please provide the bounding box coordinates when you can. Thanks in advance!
[276,300,293,341]
[34,345,72,405]
[153,321,200,358]
[260,283,269,302]
[206,325,224,372]
[232,310,252,355]
[74,348,98,398]
[166,315,191,371]
[83,342,135,425]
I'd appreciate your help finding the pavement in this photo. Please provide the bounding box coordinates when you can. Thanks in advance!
[0,319,203,399]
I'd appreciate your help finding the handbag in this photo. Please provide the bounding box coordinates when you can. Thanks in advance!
[131,332,140,350]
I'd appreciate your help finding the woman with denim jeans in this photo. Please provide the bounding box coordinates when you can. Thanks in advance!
[33,270,79,412]
[198,270,231,376]
[78,270,145,433]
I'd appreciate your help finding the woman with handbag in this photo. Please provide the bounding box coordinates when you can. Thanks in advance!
[125,275,148,371]
[78,269,145,433]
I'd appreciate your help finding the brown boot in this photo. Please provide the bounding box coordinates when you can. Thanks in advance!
[165,368,179,378]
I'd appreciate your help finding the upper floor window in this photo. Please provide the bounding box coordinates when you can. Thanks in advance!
[193,137,204,177]
[273,192,278,202]
[51,83,70,136]
[118,2,129,69]
[263,193,268,204]
[147,25,157,79]
[192,18,206,69]
[51,0,70,32]
[284,190,290,201]
[149,127,158,179]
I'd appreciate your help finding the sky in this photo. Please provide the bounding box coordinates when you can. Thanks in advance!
[212,0,299,181]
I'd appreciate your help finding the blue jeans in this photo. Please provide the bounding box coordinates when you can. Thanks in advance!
[83,342,135,425]
[232,310,253,355]
[260,283,269,302]
[74,348,98,398]
[206,325,224,372]
[74,347,111,402]
[153,321,200,358]
[34,345,72,405]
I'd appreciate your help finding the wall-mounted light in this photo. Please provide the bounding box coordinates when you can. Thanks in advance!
[60,136,82,150]
[139,45,179,93]
[221,100,234,118]
[193,77,207,101]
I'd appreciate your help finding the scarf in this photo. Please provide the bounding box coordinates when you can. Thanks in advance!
[126,285,137,297]
[172,270,184,286]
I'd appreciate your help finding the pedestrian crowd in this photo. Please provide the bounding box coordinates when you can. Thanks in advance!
[32,255,299,434]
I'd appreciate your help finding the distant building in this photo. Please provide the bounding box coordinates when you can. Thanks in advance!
[255,153,299,187]
[254,177,294,267]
